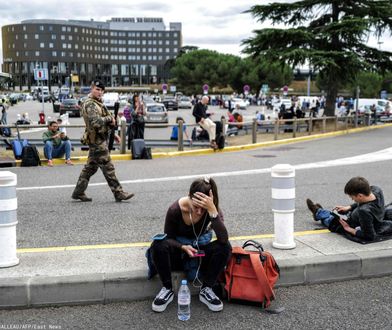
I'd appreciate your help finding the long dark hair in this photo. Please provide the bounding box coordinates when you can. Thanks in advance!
[189,177,219,210]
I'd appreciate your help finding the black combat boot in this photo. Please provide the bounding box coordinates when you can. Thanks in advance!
[115,192,135,202]
[72,193,92,202]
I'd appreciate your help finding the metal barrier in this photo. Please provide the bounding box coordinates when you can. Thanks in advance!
[0,114,385,154]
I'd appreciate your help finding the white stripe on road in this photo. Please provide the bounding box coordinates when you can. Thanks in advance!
[16,147,392,191]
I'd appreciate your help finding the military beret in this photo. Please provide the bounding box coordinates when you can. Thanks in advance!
[92,79,105,90]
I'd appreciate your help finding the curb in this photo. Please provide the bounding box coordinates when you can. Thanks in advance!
[1,247,392,309]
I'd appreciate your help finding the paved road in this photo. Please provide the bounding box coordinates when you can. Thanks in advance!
[1,275,391,329]
[5,125,392,248]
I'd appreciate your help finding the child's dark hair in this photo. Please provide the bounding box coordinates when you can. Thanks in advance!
[189,177,219,210]
[344,177,371,196]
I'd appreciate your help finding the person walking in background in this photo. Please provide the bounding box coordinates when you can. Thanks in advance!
[72,79,134,202]
[42,121,73,167]
[192,96,217,149]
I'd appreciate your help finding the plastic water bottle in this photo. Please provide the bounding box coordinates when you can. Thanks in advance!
[177,279,191,321]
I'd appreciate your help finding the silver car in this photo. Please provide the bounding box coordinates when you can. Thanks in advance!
[144,102,168,123]
[178,96,192,109]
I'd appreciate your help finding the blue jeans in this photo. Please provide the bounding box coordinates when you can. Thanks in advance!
[315,208,335,227]
[44,140,72,160]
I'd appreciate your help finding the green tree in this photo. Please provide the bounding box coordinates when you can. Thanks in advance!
[243,1,392,116]
[352,71,383,98]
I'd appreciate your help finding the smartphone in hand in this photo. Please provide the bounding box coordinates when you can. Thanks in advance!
[332,210,348,221]
[193,250,205,257]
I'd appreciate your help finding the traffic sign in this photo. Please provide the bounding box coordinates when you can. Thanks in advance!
[203,84,209,95]
[243,84,250,95]
[162,83,168,94]
[261,84,269,94]
[34,68,48,81]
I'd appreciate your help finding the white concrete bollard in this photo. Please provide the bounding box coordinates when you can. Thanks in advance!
[271,164,296,249]
[0,171,19,268]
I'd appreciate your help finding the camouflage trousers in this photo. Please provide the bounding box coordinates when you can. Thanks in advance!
[73,143,123,197]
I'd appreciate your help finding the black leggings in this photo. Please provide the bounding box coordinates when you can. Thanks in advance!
[151,239,231,289]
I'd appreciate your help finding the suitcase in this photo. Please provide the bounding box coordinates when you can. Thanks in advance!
[131,139,146,159]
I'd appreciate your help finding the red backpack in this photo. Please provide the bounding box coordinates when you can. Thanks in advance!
[224,240,280,308]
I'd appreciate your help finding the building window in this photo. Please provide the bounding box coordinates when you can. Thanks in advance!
[16,51,19,57]
[51,34,57,40]
[62,43,67,48]
[68,44,72,49]
[15,35,19,40]
[62,26,66,32]
[61,52,66,57]
[75,44,78,49]
[35,51,40,56]
[166,48,170,53]
[49,43,54,48]
[67,27,71,32]
[40,42,45,48]
[74,27,78,33]
[61,35,65,40]
[49,26,53,31]
[25,51,29,56]
[24,34,28,39]
[165,40,170,45]
[68,35,73,41]
[52,51,57,56]
[23,25,26,31]
[174,48,178,52]
[39,25,44,31]
[35,34,39,39]
[174,40,178,45]
[23,42,27,48]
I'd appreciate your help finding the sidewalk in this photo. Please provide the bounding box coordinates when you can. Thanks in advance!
[1,230,392,309]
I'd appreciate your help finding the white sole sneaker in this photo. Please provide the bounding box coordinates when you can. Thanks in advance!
[152,293,174,312]
[199,295,223,312]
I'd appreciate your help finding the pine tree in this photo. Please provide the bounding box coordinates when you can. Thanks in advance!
[243,0,392,116]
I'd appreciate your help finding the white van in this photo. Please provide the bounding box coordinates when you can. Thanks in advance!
[350,99,390,114]
[102,92,119,110]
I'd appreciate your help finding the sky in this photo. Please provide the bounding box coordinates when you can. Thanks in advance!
[0,0,391,66]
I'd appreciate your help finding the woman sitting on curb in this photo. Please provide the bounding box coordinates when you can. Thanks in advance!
[149,177,231,313]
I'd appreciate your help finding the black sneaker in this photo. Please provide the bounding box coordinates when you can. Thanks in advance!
[199,287,223,312]
[152,287,174,312]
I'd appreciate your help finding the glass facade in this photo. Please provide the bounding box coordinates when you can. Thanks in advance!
[1,18,182,90]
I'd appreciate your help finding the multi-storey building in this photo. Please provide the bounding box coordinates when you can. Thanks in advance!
[1,17,182,90]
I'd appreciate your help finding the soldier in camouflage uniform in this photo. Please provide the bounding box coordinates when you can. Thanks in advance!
[72,80,134,202]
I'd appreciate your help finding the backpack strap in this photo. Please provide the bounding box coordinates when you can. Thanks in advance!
[249,253,275,307]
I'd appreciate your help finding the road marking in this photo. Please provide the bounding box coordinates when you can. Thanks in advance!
[16,147,392,191]
[17,229,330,254]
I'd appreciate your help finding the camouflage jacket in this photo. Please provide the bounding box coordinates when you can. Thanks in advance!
[81,96,113,145]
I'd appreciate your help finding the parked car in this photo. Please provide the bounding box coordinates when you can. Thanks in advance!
[273,99,293,112]
[59,98,81,117]
[178,96,192,109]
[224,97,248,110]
[162,96,178,110]
[102,92,119,110]
[144,103,168,123]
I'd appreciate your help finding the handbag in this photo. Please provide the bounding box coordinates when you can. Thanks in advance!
[224,240,280,308]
